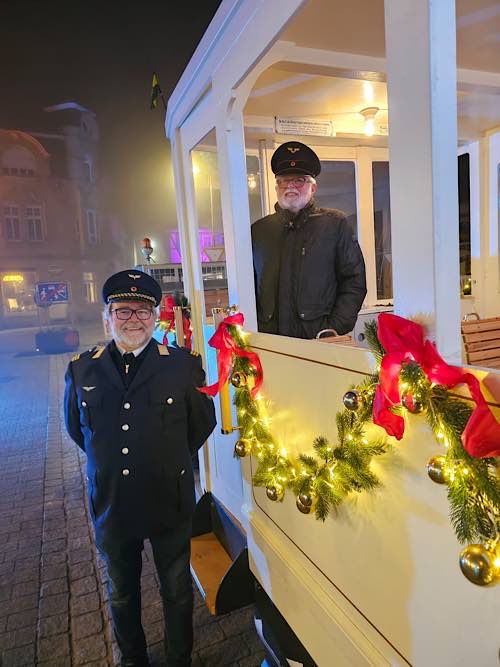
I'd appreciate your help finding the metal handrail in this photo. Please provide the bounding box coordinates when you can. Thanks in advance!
[316,328,338,339]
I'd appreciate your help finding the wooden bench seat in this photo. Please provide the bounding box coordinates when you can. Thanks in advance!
[461,316,500,368]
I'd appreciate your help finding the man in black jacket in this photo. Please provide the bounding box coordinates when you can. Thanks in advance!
[64,269,216,667]
[252,141,367,338]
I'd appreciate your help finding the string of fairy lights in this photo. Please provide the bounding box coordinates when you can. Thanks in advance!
[220,319,500,587]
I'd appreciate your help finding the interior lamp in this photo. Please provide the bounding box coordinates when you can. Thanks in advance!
[360,107,379,136]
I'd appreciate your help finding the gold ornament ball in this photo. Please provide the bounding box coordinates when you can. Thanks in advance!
[426,455,449,485]
[266,485,284,502]
[234,439,251,458]
[459,544,500,586]
[343,390,360,411]
[296,493,315,514]
[401,392,423,414]
[230,372,247,389]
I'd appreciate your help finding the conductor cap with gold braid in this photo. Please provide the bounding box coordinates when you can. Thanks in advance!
[102,269,162,307]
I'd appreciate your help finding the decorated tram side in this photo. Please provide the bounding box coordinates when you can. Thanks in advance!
[163,1,500,665]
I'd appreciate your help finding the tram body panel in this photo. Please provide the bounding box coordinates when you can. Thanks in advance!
[241,333,500,666]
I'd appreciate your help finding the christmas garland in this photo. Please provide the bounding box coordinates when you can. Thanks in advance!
[203,312,500,586]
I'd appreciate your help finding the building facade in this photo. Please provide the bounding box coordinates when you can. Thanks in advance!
[0,103,127,329]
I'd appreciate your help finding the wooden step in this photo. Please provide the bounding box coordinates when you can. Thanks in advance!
[191,532,232,614]
[190,492,255,615]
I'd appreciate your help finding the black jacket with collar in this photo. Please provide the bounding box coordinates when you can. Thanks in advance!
[64,340,216,547]
[251,201,367,338]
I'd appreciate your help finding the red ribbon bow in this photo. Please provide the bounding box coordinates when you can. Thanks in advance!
[198,313,263,399]
[159,296,192,350]
[373,313,500,458]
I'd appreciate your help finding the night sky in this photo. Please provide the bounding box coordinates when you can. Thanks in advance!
[0,0,222,260]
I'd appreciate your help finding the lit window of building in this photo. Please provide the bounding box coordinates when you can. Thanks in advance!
[83,271,98,303]
[86,210,98,244]
[4,206,20,241]
[1,272,37,315]
[26,206,44,241]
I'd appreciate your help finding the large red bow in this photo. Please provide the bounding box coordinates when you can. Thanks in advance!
[198,313,263,399]
[159,296,192,350]
[373,313,500,458]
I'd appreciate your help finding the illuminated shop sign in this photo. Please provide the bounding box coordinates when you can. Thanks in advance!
[2,274,24,283]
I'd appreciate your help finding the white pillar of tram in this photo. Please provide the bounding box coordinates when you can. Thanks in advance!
[384,0,461,361]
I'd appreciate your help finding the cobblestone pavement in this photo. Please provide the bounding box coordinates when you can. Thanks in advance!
[0,347,265,667]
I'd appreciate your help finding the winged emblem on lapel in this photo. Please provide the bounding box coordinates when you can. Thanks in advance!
[82,386,96,391]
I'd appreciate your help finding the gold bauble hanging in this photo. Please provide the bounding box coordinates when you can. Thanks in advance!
[230,371,248,389]
[401,392,424,414]
[296,492,315,514]
[266,485,284,502]
[343,390,361,411]
[426,455,449,485]
[234,439,251,458]
[459,544,500,586]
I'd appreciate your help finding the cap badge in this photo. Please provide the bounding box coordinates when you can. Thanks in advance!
[130,286,138,292]
[287,147,300,153]
[128,273,141,280]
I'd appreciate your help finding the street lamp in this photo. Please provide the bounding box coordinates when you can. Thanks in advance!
[141,237,154,263]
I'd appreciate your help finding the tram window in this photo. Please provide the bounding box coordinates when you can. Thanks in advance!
[372,162,392,300]
[191,131,228,319]
[458,153,471,296]
[315,161,357,237]
[246,155,262,222]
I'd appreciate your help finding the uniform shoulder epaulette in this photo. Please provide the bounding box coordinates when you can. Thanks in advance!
[190,349,200,357]
[70,345,104,363]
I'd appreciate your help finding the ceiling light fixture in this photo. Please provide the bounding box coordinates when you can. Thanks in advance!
[359,107,379,136]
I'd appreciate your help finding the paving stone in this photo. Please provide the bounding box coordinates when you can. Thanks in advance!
[12,580,38,597]
[73,635,108,663]
[69,547,93,564]
[37,633,71,661]
[218,606,255,638]
[145,619,164,644]
[42,538,66,554]
[36,658,72,667]
[72,574,98,597]
[72,610,103,640]
[193,603,218,629]
[142,600,163,624]
[70,560,95,580]
[198,634,251,666]
[0,624,36,650]
[39,592,69,617]
[41,562,67,581]
[71,591,101,615]
[1,642,36,666]
[38,612,69,638]
[193,620,225,650]
[42,550,67,566]
[238,654,266,667]
[40,577,68,596]
[6,608,38,630]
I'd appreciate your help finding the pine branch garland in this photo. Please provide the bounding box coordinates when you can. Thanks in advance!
[221,314,499,571]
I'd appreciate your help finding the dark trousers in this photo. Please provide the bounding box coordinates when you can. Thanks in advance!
[97,520,193,667]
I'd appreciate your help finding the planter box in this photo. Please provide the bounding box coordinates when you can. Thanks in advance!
[36,329,80,354]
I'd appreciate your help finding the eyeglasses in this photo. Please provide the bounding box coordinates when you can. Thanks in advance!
[276,176,314,189]
[111,307,154,321]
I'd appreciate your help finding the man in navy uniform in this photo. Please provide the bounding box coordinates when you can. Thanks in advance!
[64,269,216,667]
[252,141,367,339]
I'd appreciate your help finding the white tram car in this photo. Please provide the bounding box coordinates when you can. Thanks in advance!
[164,2,500,665]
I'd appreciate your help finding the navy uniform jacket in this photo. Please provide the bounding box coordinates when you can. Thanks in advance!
[64,340,216,547]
